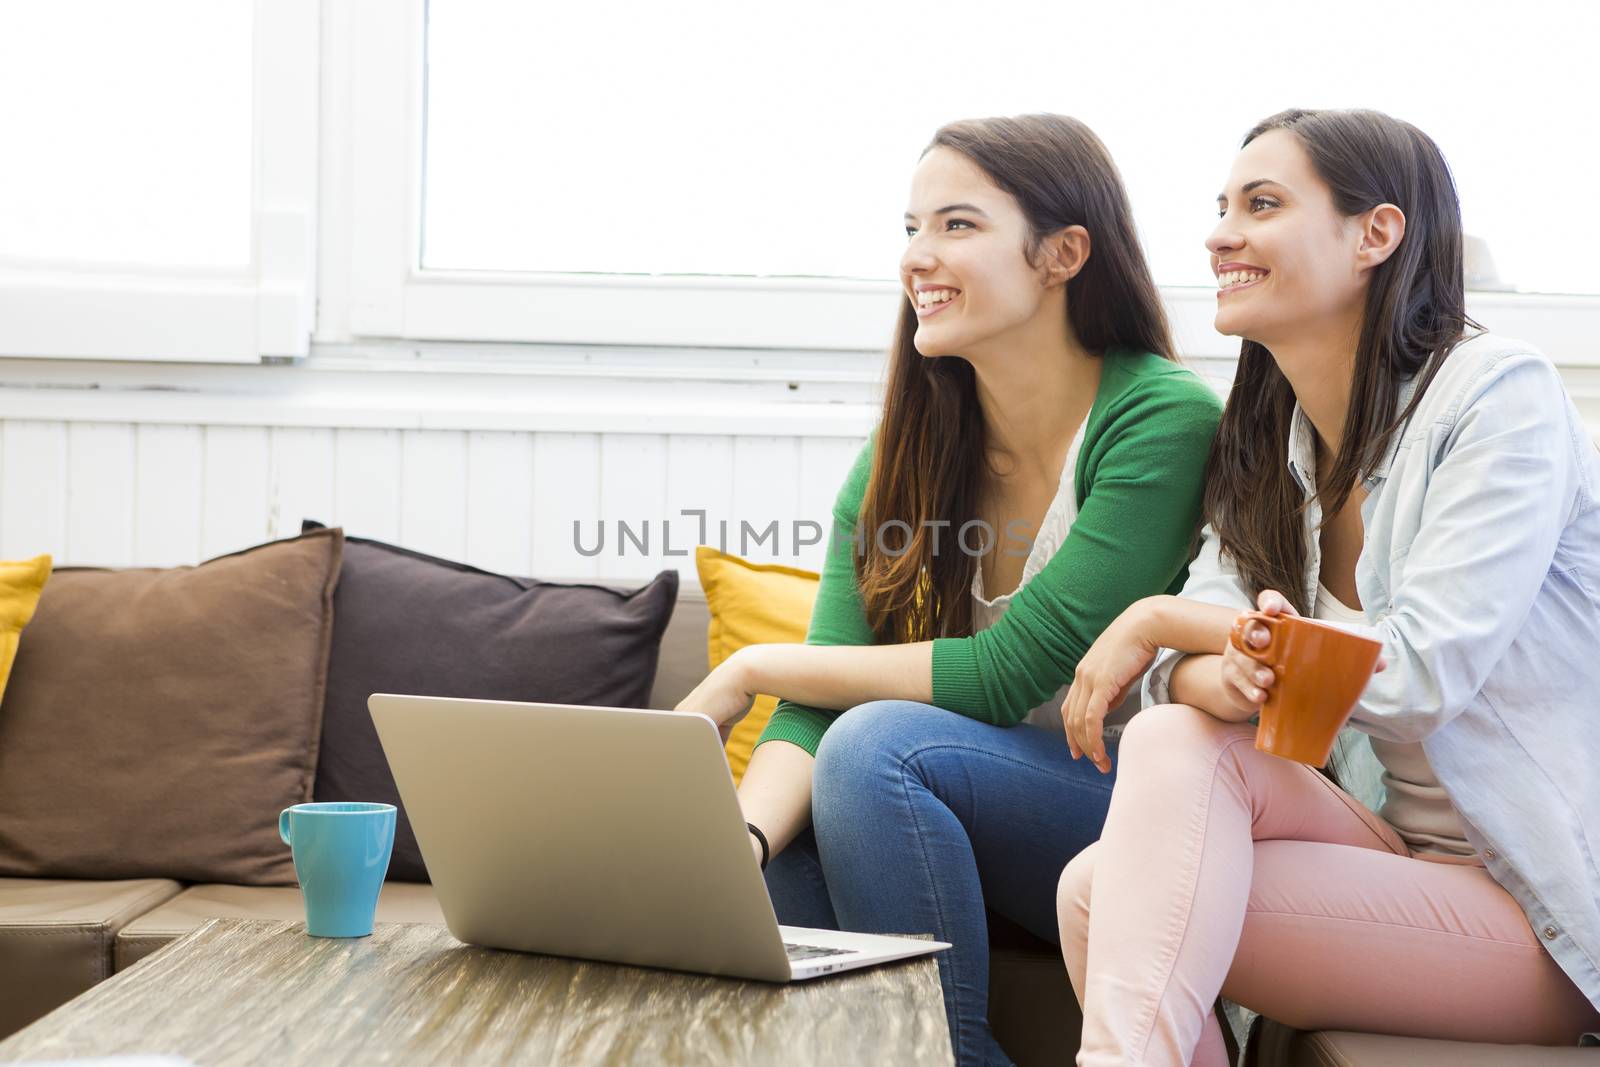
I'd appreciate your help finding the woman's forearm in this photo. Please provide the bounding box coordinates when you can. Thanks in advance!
[737,739,818,860]
[734,641,934,712]
[731,599,1237,720]
[1140,595,1243,657]
[726,640,931,863]
[1168,653,1257,723]
[1142,597,1260,722]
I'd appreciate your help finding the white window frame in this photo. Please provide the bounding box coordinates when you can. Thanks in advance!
[0,0,319,364]
[324,0,1600,367]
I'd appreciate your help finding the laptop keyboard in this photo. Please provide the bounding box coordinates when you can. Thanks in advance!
[784,941,854,962]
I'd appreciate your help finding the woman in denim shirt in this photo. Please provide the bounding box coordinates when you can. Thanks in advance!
[1053,107,1600,1065]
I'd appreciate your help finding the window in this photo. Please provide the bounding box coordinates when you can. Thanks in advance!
[0,2,252,268]
[331,0,1599,357]
[420,0,1599,297]
[0,0,319,362]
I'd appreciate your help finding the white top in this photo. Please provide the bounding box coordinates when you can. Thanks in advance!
[1314,582,1477,860]
[969,422,1140,736]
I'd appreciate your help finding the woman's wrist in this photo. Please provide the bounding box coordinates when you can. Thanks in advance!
[1139,597,1240,658]
[727,644,769,696]
[1130,595,1175,646]
[746,823,770,870]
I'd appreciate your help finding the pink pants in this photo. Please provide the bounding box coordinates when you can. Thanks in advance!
[1057,703,1600,1067]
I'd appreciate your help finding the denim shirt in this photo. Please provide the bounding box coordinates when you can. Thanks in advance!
[1143,333,1600,1012]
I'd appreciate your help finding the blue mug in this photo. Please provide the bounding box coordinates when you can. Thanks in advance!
[277,802,397,937]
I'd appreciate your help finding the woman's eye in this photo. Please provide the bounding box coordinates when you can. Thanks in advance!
[1250,196,1279,212]
[906,219,973,238]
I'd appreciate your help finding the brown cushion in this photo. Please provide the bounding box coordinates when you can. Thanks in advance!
[301,522,678,884]
[0,529,343,887]
[114,882,445,971]
[0,876,181,1038]
[546,576,707,710]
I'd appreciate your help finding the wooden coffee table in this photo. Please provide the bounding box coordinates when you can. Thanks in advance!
[0,919,953,1065]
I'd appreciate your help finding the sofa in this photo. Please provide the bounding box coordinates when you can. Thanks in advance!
[0,565,1591,1066]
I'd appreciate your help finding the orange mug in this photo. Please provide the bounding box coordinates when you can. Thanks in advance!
[1228,612,1383,766]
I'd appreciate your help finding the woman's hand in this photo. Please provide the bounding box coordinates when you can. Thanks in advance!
[1219,588,1297,717]
[1062,600,1161,775]
[1221,588,1389,717]
[675,649,759,742]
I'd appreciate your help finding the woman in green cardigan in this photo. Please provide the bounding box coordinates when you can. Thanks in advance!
[675,114,1221,1067]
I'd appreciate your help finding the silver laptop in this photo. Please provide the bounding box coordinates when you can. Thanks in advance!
[367,693,950,981]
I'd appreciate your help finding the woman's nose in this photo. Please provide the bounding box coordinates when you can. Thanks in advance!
[1205,218,1241,258]
[901,234,937,276]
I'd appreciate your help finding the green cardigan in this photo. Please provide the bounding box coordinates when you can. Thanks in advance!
[755,349,1223,756]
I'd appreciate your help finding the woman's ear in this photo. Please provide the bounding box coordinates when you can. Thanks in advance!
[1044,225,1091,286]
[1355,203,1406,271]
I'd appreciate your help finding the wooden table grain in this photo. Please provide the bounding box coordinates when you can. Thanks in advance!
[0,919,953,1066]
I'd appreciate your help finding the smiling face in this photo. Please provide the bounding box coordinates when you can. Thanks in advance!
[1207,129,1371,348]
[900,147,1060,359]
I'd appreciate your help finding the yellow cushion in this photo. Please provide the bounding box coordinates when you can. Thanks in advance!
[0,555,52,705]
[695,545,819,785]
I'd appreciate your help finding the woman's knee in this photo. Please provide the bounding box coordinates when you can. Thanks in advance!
[814,700,936,782]
[1057,843,1098,931]
[812,700,955,825]
[1118,702,1239,771]
[763,829,838,930]
[1057,844,1100,989]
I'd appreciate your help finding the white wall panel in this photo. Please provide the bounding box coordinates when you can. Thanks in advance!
[597,433,668,581]
[332,428,402,542]
[0,421,68,561]
[796,436,866,573]
[269,427,336,539]
[399,430,468,561]
[730,436,800,566]
[663,435,734,574]
[201,425,271,560]
[64,423,136,568]
[466,430,534,576]
[532,432,601,581]
[5,413,860,587]
[134,424,204,567]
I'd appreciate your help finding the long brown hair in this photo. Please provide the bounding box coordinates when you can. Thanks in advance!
[856,114,1176,644]
[1204,108,1478,614]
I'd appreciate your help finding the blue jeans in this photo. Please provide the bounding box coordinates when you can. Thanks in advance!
[764,700,1119,1067]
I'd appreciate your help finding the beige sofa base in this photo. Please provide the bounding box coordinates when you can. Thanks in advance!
[1249,1019,1599,1066]
[0,876,181,1038]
